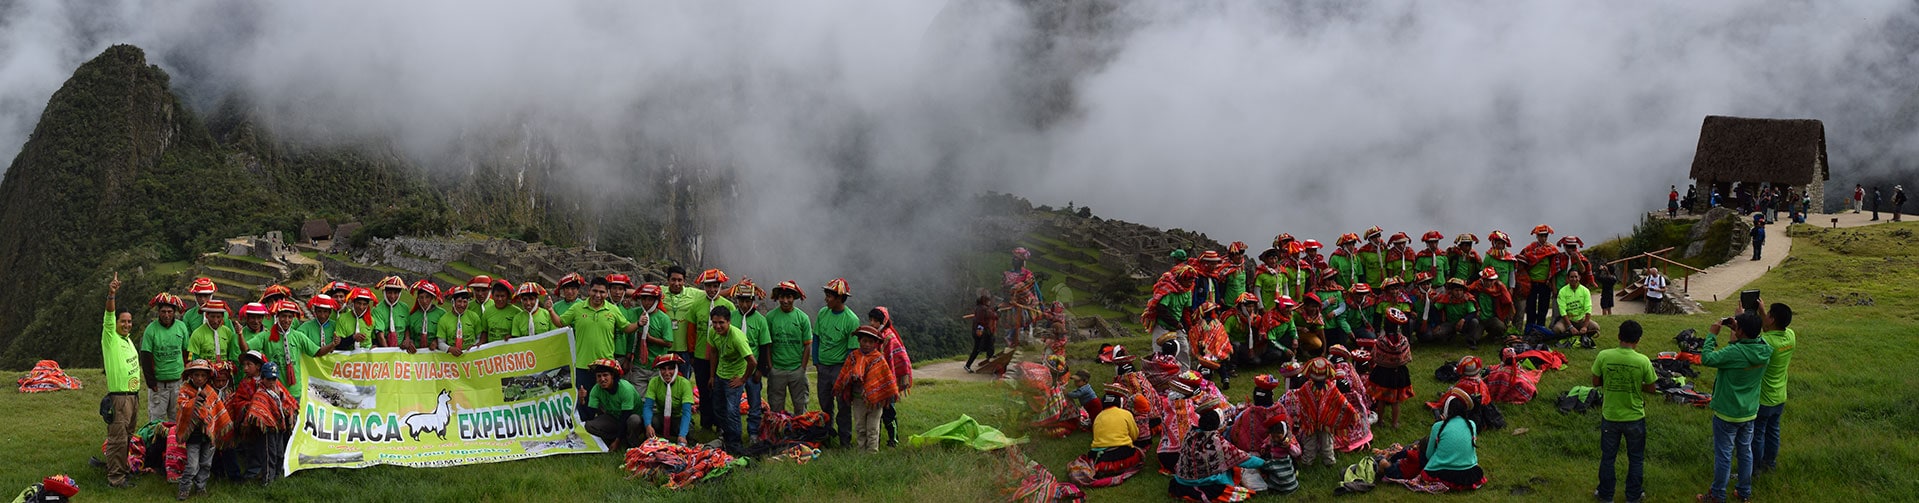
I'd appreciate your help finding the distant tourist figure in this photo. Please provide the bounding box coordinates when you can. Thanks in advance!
[1668,186,1680,218]
[1853,184,1865,213]
[1642,268,1667,314]
[1895,185,1908,222]
[1749,214,1766,261]
[1595,264,1617,316]
[1871,186,1882,221]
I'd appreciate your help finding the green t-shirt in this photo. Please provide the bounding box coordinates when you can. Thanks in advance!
[644,375,695,411]
[247,330,321,398]
[552,298,583,317]
[336,310,373,345]
[372,301,409,335]
[510,307,555,339]
[296,318,343,347]
[713,324,753,380]
[1557,284,1592,319]
[560,301,630,370]
[665,288,706,352]
[1253,271,1281,309]
[102,312,143,393]
[1152,291,1192,331]
[481,301,522,343]
[1265,318,1297,347]
[187,324,243,364]
[434,309,483,346]
[690,296,738,359]
[625,309,674,359]
[1592,347,1657,422]
[814,306,862,366]
[766,307,813,371]
[1759,328,1796,406]
[408,306,443,341]
[139,320,191,381]
[587,378,642,415]
[735,310,770,348]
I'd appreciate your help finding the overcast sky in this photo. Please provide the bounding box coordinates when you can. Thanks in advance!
[3,0,1916,262]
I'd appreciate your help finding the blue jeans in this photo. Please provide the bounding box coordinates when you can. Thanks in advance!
[744,375,764,440]
[1711,416,1755,500]
[1597,419,1646,501]
[720,381,746,451]
[1753,404,1784,470]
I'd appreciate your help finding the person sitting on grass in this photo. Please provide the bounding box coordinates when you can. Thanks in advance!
[1068,384,1149,488]
[1551,270,1599,345]
[583,358,644,450]
[1382,387,1486,492]
[1169,398,1266,502]
[640,354,695,445]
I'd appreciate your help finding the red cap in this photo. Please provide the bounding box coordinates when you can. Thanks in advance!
[1336,233,1360,246]
[489,278,514,292]
[261,284,293,301]
[198,299,230,314]
[515,282,547,298]
[241,302,269,317]
[347,287,376,303]
[1532,224,1555,236]
[1226,241,1248,255]
[772,280,807,300]
[149,293,185,310]
[605,274,633,288]
[1301,239,1323,250]
[1389,232,1410,245]
[1488,230,1511,245]
[1198,250,1222,262]
[823,278,852,297]
[445,286,472,299]
[1348,283,1372,294]
[697,268,729,285]
[557,273,586,288]
[1479,267,1499,280]
[306,294,340,312]
[271,300,304,316]
[1363,226,1384,240]
[635,283,663,297]
[325,281,352,294]
[1421,230,1444,242]
[375,276,407,291]
[1558,236,1584,248]
[410,280,442,300]
[465,275,493,289]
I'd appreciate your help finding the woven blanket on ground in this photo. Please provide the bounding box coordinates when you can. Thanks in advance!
[908,414,1027,451]
[757,410,833,448]
[16,360,81,393]
[622,437,747,489]
[1484,364,1542,404]
[999,447,1085,503]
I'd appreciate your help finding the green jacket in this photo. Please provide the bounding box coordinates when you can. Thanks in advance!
[1758,329,1796,406]
[1357,247,1386,287]
[1701,334,1774,422]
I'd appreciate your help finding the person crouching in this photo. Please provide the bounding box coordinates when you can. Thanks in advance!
[583,358,644,449]
[640,354,695,445]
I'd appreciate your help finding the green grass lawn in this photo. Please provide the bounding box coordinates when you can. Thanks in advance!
[6,223,1916,501]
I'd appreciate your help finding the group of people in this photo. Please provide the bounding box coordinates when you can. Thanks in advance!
[1850,183,1909,222]
[99,265,917,497]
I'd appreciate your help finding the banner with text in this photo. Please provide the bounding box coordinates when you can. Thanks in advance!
[286,328,603,474]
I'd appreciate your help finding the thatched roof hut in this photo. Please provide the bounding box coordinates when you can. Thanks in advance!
[1688,115,1829,210]
[301,219,333,244]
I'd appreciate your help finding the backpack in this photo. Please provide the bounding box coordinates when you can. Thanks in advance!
[1556,386,1601,414]
[1433,362,1459,382]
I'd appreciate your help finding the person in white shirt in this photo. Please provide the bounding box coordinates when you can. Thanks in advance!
[1643,268,1668,314]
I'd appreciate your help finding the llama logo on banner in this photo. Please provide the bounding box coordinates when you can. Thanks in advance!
[286,328,601,475]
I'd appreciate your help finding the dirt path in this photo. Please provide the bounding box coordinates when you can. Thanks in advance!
[1681,211,1901,302]
[915,359,999,382]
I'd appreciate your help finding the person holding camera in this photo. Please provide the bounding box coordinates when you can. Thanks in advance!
[1696,312,1774,503]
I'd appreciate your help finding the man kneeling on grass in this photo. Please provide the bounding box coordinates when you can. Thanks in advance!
[584,358,644,449]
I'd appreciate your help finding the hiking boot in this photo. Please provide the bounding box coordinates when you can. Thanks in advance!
[89,456,107,469]
[1696,494,1724,503]
[177,488,190,500]
[1735,491,1752,503]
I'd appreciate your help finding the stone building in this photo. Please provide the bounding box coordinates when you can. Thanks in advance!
[1688,115,1829,213]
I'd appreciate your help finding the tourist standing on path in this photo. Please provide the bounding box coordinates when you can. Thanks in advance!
[1872,186,1883,221]
[964,291,997,372]
[1854,184,1865,213]
[1753,303,1796,473]
[1643,268,1668,314]
[1592,320,1656,503]
[1670,186,1681,218]
[1894,185,1908,222]
[1697,313,1773,503]
[1595,264,1617,316]
[102,274,141,489]
[140,291,191,423]
[1749,214,1766,261]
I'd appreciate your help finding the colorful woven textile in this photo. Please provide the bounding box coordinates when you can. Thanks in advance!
[622,437,747,489]
[15,360,81,392]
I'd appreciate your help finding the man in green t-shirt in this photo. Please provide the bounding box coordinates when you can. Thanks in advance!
[1553,270,1599,343]
[709,306,756,454]
[337,287,377,351]
[622,284,675,387]
[139,292,191,422]
[1592,320,1657,503]
[1753,303,1795,472]
[687,269,737,431]
[548,278,642,418]
[815,278,861,447]
[480,279,522,345]
[640,354,695,445]
[731,282,771,441]
[185,300,243,385]
[765,281,813,414]
[583,359,644,449]
[662,266,702,374]
[402,281,444,353]
[552,273,585,316]
[102,274,142,488]
[435,288,484,355]
[510,283,554,341]
[371,276,410,348]
[1699,313,1773,503]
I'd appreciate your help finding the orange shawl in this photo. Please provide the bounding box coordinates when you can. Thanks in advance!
[837,348,900,407]
[175,383,236,447]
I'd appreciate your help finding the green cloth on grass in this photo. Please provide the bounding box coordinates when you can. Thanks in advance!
[906,414,1027,451]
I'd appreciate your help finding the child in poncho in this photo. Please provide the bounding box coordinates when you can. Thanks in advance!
[1190,303,1234,389]
[1367,308,1416,430]
[174,359,232,499]
[836,326,899,452]
[229,352,298,485]
[1283,358,1357,467]
[1227,375,1300,492]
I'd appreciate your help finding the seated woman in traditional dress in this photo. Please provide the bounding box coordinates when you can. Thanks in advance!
[1382,387,1487,492]
[1169,397,1267,502]
[1068,383,1149,488]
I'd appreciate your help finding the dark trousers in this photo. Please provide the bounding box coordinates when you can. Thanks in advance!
[1754,404,1784,470]
[249,431,288,482]
[1526,285,1553,328]
[574,369,597,420]
[816,363,852,446]
[1752,239,1764,260]
[719,382,746,452]
[882,402,899,445]
[692,356,719,429]
[1597,419,1646,501]
[965,335,994,368]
